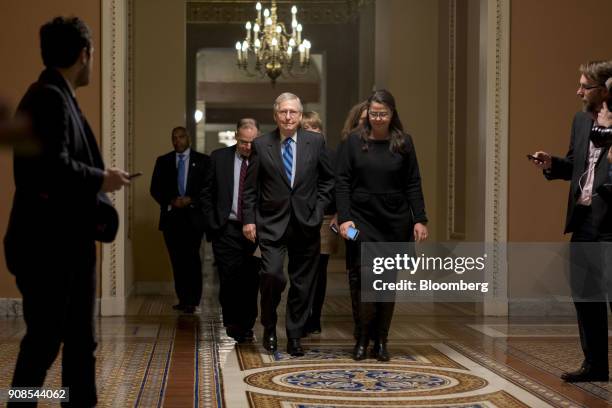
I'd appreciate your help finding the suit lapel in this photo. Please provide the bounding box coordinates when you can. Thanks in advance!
[266,130,291,188]
[224,147,236,203]
[168,153,179,195]
[186,151,198,193]
[63,89,97,166]
[575,115,593,175]
[294,129,311,187]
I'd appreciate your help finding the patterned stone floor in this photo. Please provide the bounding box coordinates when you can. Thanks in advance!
[0,258,611,407]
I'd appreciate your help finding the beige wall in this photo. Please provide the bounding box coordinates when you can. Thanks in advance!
[508,0,612,242]
[508,0,612,303]
[132,0,186,284]
[376,0,440,241]
[0,1,101,298]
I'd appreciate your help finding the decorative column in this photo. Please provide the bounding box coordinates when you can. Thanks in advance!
[100,0,130,316]
[481,0,510,316]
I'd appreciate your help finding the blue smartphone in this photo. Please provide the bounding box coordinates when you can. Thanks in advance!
[347,226,360,241]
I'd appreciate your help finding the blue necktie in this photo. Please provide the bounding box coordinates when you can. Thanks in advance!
[282,138,293,185]
[177,153,186,196]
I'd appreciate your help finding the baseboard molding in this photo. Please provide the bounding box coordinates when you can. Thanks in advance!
[0,298,109,317]
[134,281,175,295]
[509,299,576,316]
[0,298,22,317]
[100,296,126,316]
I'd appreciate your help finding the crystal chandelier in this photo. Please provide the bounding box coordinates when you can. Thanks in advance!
[235,1,312,84]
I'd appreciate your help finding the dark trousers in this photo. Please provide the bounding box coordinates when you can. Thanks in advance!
[570,205,612,372]
[212,221,259,331]
[259,217,320,339]
[163,226,203,307]
[346,240,395,341]
[10,242,97,408]
[307,254,329,327]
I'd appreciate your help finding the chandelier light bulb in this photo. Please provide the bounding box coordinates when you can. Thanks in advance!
[276,25,282,34]
[235,41,241,50]
[264,9,270,18]
[256,2,261,11]
[292,20,297,28]
[246,21,251,30]
[297,24,302,32]
[287,46,293,55]
[254,38,261,47]
[194,110,203,123]
[291,6,297,14]
[303,40,311,49]
[298,44,305,52]
[289,38,296,47]
[242,41,249,51]
[265,17,272,26]
[253,23,260,32]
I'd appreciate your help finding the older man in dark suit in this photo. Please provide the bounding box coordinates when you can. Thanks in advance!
[3,17,130,407]
[150,127,210,313]
[531,60,612,383]
[242,93,334,356]
[202,118,260,342]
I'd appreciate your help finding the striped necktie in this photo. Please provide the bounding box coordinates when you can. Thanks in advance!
[282,137,293,184]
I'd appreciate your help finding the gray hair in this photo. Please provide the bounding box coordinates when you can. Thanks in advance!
[236,118,259,131]
[273,92,303,113]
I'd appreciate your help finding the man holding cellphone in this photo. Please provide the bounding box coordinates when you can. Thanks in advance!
[530,61,612,383]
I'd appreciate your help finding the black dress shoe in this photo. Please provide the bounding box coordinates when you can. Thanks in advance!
[262,328,277,352]
[352,337,369,361]
[370,341,390,362]
[287,338,305,357]
[561,366,609,383]
[182,305,196,314]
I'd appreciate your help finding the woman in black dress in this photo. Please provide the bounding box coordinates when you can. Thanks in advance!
[336,89,428,361]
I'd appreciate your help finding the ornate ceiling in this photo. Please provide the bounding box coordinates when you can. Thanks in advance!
[187,0,374,24]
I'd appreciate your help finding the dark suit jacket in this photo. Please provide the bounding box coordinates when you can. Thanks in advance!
[242,128,334,242]
[4,68,105,274]
[201,145,239,235]
[545,111,611,233]
[150,149,210,234]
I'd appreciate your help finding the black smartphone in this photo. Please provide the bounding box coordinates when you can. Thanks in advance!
[329,224,339,234]
[128,171,143,179]
[526,154,543,162]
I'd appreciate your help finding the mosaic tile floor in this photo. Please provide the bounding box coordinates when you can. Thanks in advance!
[0,259,611,407]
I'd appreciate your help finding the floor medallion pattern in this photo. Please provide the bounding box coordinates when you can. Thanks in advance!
[246,390,531,407]
[244,365,486,397]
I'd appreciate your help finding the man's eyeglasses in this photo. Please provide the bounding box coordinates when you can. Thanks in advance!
[277,110,301,118]
[578,83,603,91]
[368,111,390,119]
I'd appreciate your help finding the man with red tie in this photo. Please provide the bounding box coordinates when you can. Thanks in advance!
[202,119,260,342]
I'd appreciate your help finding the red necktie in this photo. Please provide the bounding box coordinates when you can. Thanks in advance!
[237,158,248,222]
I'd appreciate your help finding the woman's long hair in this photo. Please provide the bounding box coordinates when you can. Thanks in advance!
[341,101,368,141]
[358,89,408,153]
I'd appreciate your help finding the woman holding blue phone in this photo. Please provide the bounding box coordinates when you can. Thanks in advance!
[336,89,428,361]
